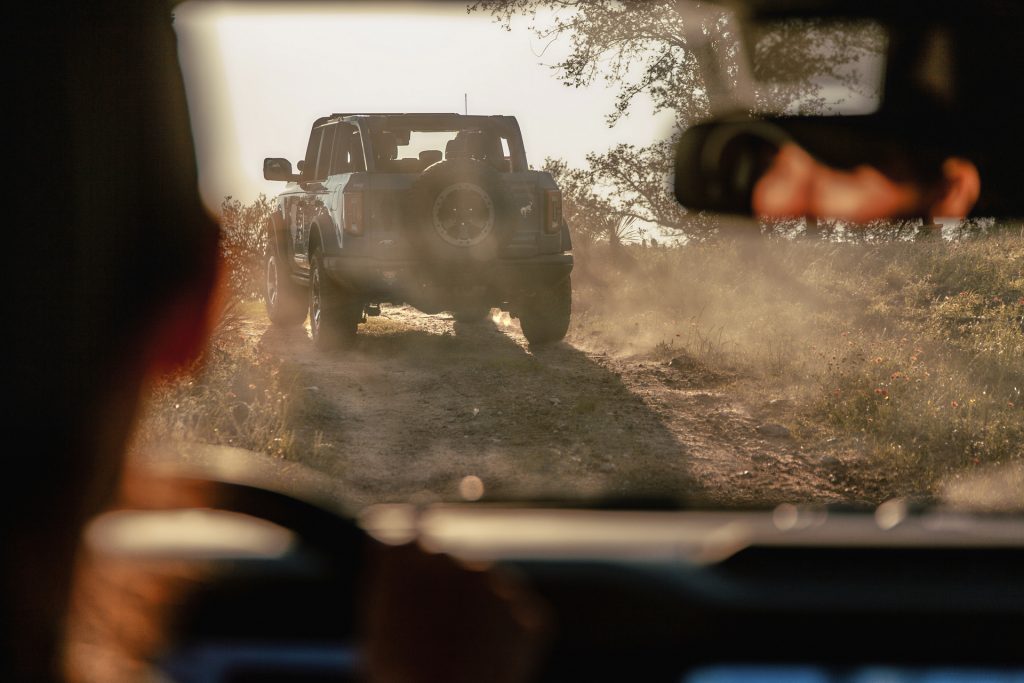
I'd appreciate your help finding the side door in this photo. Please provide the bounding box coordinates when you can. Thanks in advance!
[288,124,335,270]
[325,124,366,249]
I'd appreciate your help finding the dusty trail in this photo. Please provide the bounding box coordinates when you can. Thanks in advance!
[245,306,866,510]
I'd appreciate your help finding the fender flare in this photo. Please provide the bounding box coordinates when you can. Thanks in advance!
[267,211,293,260]
[560,220,573,252]
[308,214,341,258]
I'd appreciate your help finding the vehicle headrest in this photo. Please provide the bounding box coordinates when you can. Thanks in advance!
[419,149,443,166]
[460,131,488,159]
[446,131,493,161]
[445,137,467,160]
[375,131,398,161]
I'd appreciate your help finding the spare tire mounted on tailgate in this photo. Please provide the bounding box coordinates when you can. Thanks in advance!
[407,158,516,261]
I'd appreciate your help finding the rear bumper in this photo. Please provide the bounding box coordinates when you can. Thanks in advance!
[323,253,573,300]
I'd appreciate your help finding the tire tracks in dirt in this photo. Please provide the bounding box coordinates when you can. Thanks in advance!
[247,306,861,511]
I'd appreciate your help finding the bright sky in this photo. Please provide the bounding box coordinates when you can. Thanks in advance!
[174,1,679,211]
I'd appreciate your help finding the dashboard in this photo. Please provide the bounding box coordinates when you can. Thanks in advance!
[84,459,1024,683]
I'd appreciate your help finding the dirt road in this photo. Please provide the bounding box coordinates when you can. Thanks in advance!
[246,306,876,511]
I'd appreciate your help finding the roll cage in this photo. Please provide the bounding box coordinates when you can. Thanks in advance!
[305,113,531,175]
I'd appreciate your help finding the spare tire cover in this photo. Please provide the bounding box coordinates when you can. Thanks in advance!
[406,158,516,261]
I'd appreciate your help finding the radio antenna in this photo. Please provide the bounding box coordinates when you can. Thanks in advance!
[464,93,468,115]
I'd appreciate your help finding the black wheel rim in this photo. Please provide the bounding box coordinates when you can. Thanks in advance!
[311,266,322,339]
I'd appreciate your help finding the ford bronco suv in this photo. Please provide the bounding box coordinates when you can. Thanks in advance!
[262,113,574,350]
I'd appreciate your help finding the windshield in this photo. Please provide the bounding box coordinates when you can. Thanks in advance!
[145,0,1024,515]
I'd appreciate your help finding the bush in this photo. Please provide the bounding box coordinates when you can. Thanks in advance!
[133,302,299,459]
[220,195,273,301]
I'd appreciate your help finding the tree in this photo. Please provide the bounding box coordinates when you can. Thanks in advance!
[220,194,273,301]
[542,158,619,249]
[471,1,883,240]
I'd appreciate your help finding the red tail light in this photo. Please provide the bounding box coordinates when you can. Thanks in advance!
[544,189,562,234]
[344,192,365,235]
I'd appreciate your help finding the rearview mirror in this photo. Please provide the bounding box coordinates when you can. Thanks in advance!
[673,114,993,221]
[264,157,298,182]
[673,119,787,215]
[388,128,411,146]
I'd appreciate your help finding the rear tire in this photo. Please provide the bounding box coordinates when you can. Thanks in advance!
[518,276,571,346]
[265,249,307,326]
[310,248,363,351]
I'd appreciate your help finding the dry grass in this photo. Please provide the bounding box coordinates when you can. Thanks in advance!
[131,301,332,464]
[134,207,1023,500]
[571,232,1024,489]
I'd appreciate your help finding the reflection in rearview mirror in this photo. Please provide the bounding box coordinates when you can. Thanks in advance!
[674,117,984,223]
[673,119,788,216]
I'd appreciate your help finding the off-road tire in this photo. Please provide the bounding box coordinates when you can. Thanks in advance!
[265,248,308,326]
[452,306,492,323]
[407,158,516,262]
[310,248,363,351]
[518,276,571,346]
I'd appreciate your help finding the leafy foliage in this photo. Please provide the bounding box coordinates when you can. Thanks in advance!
[583,141,709,236]
[473,1,711,127]
[751,18,884,115]
[220,194,273,301]
[542,157,619,247]
[471,1,883,240]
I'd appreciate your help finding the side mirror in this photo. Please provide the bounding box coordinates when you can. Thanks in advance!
[264,157,299,182]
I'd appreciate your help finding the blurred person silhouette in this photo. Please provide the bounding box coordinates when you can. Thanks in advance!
[5,4,218,680]
[4,3,545,682]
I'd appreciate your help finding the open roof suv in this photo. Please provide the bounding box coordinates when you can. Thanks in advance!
[262,113,574,350]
